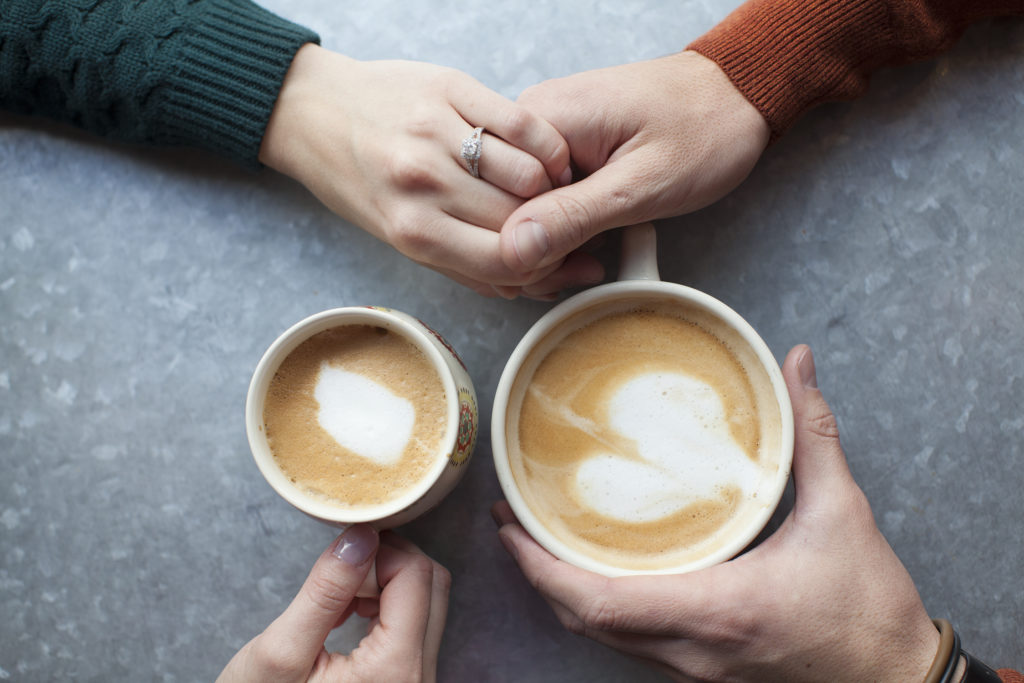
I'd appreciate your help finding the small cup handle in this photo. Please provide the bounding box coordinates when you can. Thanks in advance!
[618,223,660,282]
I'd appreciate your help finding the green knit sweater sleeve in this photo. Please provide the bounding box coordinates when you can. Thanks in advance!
[0,0,319,167]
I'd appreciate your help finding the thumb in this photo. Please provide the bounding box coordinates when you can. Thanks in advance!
[260,525,379,668]
[781,345,859,509]
[500,164,644,274]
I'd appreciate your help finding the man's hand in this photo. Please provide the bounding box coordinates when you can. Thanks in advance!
[494,345,942,682]
[502,51,770,298]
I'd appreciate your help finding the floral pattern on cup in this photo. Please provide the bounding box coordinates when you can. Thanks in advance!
[417,317,468,372]
[451,387,477,466]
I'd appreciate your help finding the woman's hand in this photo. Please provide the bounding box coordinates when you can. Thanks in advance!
[218,526,450,683]
[260,44,602,297]
[494,345,942,682]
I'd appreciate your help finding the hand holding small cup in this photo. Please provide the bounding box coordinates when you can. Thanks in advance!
[218,526,450,683]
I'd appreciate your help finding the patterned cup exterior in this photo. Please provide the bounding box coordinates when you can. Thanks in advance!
[365,307,478,473]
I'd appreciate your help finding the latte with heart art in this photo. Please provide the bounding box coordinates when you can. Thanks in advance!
[508,302,783,571]
[263,324,447,509]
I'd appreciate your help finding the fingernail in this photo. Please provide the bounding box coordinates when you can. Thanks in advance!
[492,284,520,300]
[331,524,377,566]
[512,220,549,270]
[798,346,818,388]
[558,166,572,187]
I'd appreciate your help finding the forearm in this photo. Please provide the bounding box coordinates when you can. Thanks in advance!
[0,0,318,166]
[687,0,1024,139]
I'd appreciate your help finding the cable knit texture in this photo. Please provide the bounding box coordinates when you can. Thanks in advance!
[687,0,1024,140]
[0,0,319,166]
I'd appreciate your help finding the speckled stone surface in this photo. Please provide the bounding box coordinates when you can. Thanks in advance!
[2,1,1023,681]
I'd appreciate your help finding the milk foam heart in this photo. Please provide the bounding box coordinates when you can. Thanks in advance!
[509,304,783,572]
[575,372,758,522]
[315,363,415,466]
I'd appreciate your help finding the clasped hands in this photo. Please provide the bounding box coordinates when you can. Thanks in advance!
[259,45,770,299]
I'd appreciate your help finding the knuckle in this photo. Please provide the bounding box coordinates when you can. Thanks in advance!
[710,608,758,647]
[805,409,841,441]
[432,65,461,89]
[547,193,594,249]
[577,585,624,632]
[405,553,436,580]
[509,157,550,197]
[560,612,589,638]
[605,183,641,218]
[249,635,302,678]
[384,149,442,193]
[305,572,354,614]
[501,106,534,141]
[516,79,557,109]
[549,136,570,169]
[436,67,472,104]
[516,83,542,109]
[387,214,438,261]
[403,105,439,139]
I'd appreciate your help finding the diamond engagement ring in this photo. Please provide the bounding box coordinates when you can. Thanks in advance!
[460,126,484,178]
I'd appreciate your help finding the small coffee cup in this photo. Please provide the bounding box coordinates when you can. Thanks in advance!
[246,306,478,529]
[492,224,794,577]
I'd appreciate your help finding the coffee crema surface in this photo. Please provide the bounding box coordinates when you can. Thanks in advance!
[509,302,782,570]
[263,325,447,509]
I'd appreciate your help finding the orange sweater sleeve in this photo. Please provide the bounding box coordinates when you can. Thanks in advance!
[687,0,1024,139]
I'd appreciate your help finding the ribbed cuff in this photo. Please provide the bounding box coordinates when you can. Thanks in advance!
[687,0,891,141]
[687,0,1024,142]
[160,0,319,167]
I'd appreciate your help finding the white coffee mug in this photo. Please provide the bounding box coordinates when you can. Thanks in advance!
[247,306,478,529]
[492,224,794,576]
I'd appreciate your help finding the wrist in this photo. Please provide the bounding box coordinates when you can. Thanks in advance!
[259,43,355,180]
[924,620,1003,683]
[259,42,313,175]
[672,50,770,153]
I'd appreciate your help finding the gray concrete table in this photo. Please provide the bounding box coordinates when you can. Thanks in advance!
[2,1,1022,680]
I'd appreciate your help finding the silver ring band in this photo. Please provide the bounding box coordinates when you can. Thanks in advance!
[460,126,484,178]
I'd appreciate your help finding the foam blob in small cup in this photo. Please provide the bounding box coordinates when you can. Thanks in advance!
[249,308,478,530]
[314,363,415,466]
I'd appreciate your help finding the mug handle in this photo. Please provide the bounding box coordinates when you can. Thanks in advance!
[619,223,660,282]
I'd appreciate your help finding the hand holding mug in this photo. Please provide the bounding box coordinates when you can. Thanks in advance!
[218,526,450,683]
[493,345,942,683]
[259,44,602,296]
